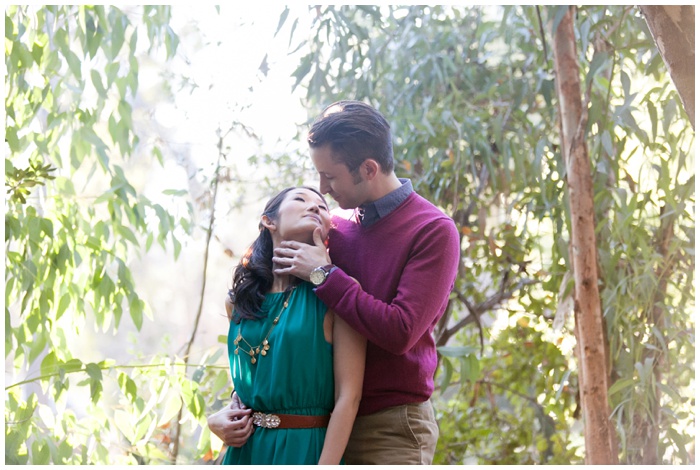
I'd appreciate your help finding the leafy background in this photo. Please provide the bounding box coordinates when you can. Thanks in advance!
[5,5,694,464]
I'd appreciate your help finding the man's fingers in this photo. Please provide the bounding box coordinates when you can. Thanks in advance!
[272,265,294,276]
[271,256,293,267]
[278,240,302,249]
[273,246,298,258]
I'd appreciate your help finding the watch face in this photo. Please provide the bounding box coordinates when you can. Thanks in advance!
[310,268,325,285]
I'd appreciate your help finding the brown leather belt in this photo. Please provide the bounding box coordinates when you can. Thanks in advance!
[251,411,330,429]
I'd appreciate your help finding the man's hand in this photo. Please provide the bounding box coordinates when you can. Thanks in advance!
[272,227,330,281]
[207,393,253,448]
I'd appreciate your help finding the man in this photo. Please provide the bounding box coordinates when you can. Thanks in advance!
[211,100,460,464]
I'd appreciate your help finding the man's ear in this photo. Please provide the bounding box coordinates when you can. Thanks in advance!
[361,159,380,181]
[261,215,276,232]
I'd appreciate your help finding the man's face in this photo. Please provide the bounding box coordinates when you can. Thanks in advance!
[310,145,368,210]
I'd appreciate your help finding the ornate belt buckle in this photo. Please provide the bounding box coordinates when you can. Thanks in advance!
[252,412,281,428]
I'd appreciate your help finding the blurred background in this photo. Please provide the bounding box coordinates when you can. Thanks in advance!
[5,4,695,465]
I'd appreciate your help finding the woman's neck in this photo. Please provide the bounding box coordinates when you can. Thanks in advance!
[268,238,303,293]
[270,273,294,293]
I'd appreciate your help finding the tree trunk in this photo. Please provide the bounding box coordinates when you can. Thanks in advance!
[639,5,695,130]
[552,6,619,465]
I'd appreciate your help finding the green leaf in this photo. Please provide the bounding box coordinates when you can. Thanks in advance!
[114,410,135,442]
[159,393,183,426]
[40,350,58,376]
[437,345,480,357]
[105,62,120,87]
[439,358,453,393]
[620,70,631,100]
[28,326,48,364]
[162,189,187,196]
[667,428,690,461]
[646,100,658,142]
[117,224,139,246]
[31,42,43,64]
[85,362,103,381]
[109,12,126,60]
[192,366,205,383]
[91,69,106,95]
[118,372,138,401]
[550,6,570,36]
[5,13,14,40]
[63,48,82,79]
[275,6,290,37]
[32,440,51,464]
[212,369,230,394]
[601,130,614,156]
[608,377,635,396]
[585,51,609,90]
[164,25,179,59]
[129,295,143,330]
[61,358,84,373]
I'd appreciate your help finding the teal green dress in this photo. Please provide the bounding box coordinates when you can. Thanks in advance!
[222,282,335,465]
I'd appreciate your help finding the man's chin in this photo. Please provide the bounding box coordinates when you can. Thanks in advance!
[333,198,350,210]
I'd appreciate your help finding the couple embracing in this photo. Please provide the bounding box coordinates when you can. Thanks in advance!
[207,100,460,465]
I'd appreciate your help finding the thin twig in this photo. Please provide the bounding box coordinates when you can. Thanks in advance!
[536,6,548,64]
[4,362,227,391]
[171,127,229,464]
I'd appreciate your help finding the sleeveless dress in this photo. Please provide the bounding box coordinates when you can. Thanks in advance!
[222,282,335,465]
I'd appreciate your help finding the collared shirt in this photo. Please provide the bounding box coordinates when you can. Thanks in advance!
[356,178,413,227]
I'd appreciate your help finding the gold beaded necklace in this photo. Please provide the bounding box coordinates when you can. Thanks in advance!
[233,285,296,364]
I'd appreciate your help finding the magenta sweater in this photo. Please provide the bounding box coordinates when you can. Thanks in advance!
[315,192,460,415]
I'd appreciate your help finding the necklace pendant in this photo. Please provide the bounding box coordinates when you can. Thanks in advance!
[234,347,239,355]
[263,344,270,351]
[249,350,254,357]
[251,356,257,364]
[255,347,260,355]
[261,350,267,356]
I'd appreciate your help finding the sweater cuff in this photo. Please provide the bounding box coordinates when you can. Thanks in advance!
[313,267,346,310]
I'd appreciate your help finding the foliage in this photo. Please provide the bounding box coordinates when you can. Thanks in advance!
[436,322,580,464]
[281,4,694,464]
[5,4,693,465]
[3,5,220,464]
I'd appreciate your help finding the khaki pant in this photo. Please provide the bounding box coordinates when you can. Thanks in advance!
[344,400,439,465]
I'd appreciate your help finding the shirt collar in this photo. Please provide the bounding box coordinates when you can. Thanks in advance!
[356,178,413,227]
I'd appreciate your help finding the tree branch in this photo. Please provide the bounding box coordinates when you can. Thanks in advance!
[171,127,229,464]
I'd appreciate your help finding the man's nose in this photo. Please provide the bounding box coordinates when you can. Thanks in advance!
[319,178,330,195]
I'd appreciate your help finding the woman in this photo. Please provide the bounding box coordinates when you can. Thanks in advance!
[207,187,365,465]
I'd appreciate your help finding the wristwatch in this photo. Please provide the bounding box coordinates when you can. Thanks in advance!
[310,264,336,286]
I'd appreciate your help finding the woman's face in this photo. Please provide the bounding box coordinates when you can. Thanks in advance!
[266,188,331,244]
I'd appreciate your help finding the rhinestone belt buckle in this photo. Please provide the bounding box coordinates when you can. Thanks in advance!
[252,412,281,428]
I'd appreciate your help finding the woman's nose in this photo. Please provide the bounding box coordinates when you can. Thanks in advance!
[307,203,320,213]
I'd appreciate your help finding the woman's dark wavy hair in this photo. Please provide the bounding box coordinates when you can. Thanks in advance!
[229,186,327,323]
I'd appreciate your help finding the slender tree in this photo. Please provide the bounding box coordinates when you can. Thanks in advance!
[551,6,618,464]
[639,5,695,129]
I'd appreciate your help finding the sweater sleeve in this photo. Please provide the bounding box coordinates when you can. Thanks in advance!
[315,217,460,355]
